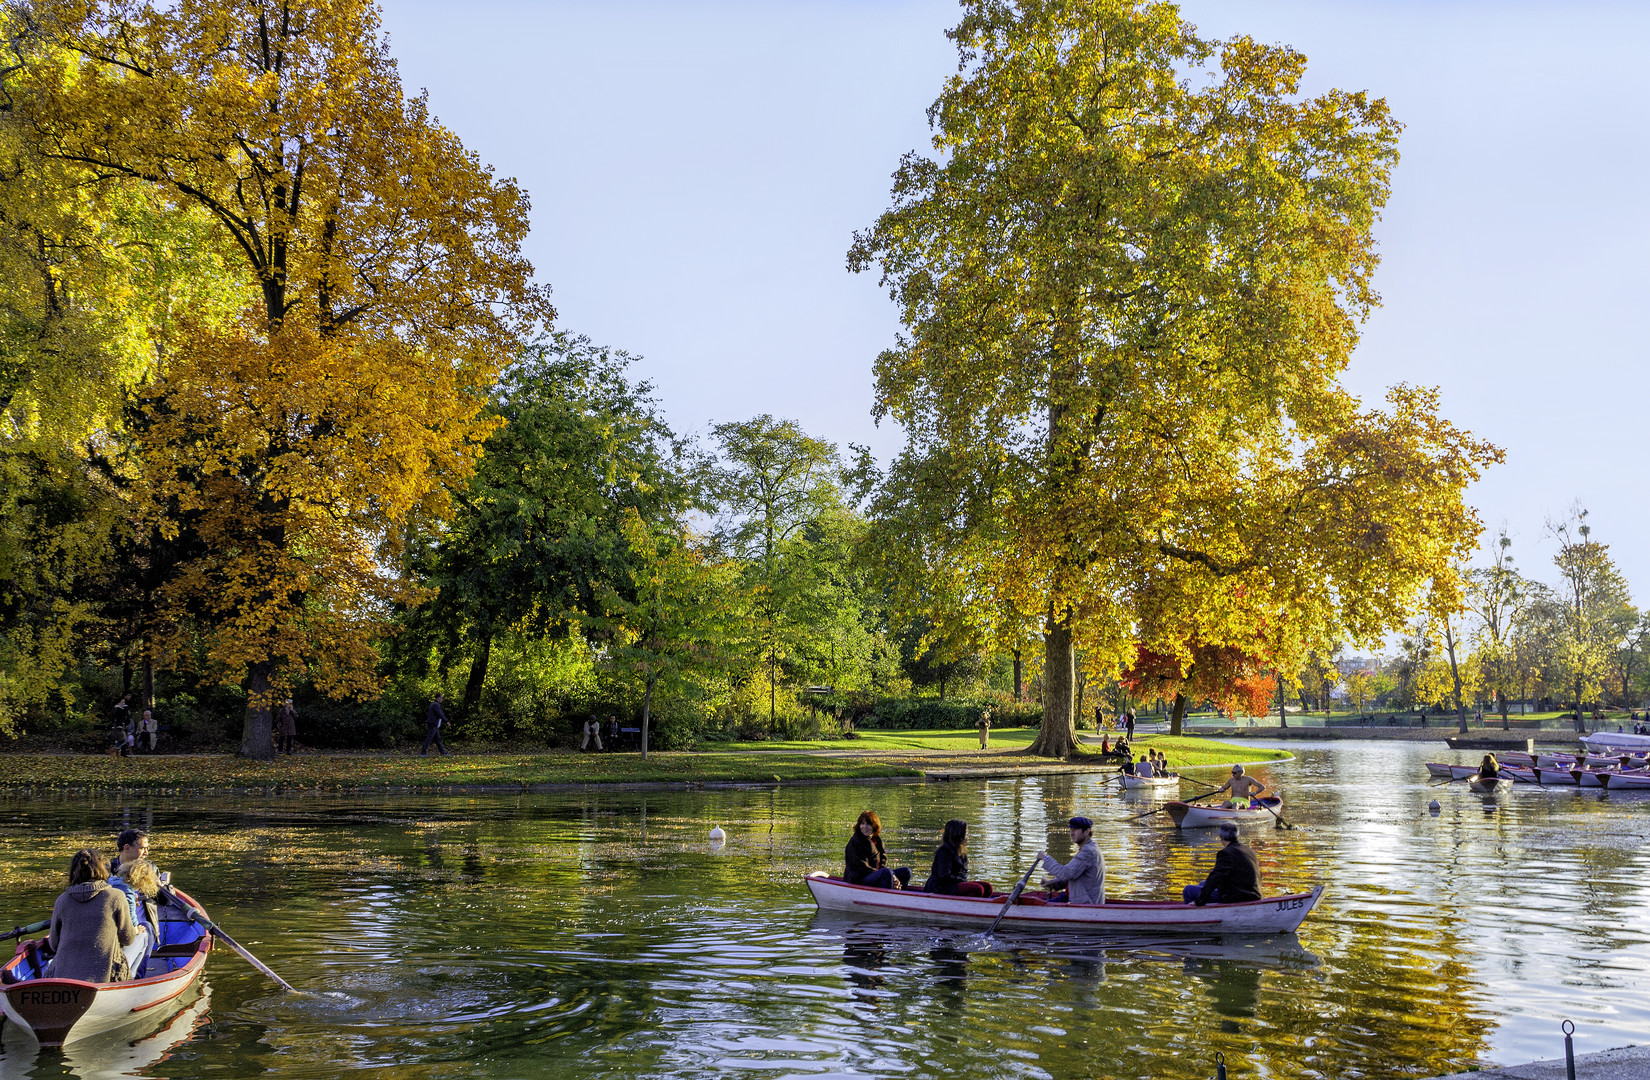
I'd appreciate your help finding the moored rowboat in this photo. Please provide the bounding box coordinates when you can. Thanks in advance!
[1,887,212,1047]
[1164,796,1284,829]
[804,874,1324,934]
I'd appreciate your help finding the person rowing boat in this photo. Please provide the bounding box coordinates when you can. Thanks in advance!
[1202,764,1268,809]
[1035,816,1103,904]
[1478,754,1500,780]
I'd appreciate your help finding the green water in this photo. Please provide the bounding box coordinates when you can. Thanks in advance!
[2,742,1649,1079]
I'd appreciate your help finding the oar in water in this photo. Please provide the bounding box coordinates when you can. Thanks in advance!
[1256,798,1296,831]
[159,888,301,995]
[985,860,1041,937]
[0,920,48,943]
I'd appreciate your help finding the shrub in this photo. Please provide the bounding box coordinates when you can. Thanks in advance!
[856,697,1042,730]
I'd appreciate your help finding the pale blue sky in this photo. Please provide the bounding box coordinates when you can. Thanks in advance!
[380,0,1650,601]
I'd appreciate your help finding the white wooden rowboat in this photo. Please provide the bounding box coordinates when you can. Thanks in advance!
[1582,731,1650,754]
[1426,763,1456,779]
[1468,776,1512,795]
[804,874,1324,934]
[1119,774,1180,791]
[1164,796,1284,828]
[1533,767,1579,786]
[1,887,212,1047]
[1600,771,1650,790]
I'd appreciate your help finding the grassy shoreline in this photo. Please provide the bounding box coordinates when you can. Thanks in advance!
[0,729,1290,795]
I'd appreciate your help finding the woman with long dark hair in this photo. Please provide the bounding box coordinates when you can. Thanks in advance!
[923,819,993,897]
[46,849,139,982]
[843,810,911,889]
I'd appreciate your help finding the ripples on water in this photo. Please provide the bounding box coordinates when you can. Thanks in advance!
[1,741,1649,1079]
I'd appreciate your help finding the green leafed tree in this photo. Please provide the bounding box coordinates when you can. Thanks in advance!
[850,0,1499,756]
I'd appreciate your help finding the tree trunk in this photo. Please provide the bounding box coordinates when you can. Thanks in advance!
[1500,689,1509,731]
[641,675,655,760]
[1012,649,1023,702]
[462,628,493,718]
[1029,619,1076,757]
[1575,677,1585,733]
[1443,620,1468,734]
[1277,674,1287,729]
[769,644,777,732]
[241,659,276,760]
[1170,691,1186,737]
[141,652,155,712]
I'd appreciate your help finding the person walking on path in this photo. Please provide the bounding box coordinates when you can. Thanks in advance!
[276,699,298,754]
[1124,711,1136,742]
[422,694,449,757]
[976,710,991,750]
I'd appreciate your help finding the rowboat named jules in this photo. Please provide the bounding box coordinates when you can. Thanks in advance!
[805,874,1324,934]
[1119,773,1180,791]
[1164,796,1284,829]
[1,887,212,1047]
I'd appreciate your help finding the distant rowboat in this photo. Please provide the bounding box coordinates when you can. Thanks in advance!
[804,874,1324,934]
[1119,774,1180,791]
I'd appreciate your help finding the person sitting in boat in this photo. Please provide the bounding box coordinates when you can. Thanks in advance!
[844,810,911,890]
[1136,754,1155,778]
[110,828,148,878]
[111,858,164,978]
[1478,754,1501,780]
[45,849,140,983]
[1205,765,1268,809]
[1036,817,1104,905]
[1182,821,1262,906]
[1156,750,1175,777]
[922,819,994,897]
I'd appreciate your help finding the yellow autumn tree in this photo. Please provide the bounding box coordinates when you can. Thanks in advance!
[852,1,1500,756]
[12,0,550,756]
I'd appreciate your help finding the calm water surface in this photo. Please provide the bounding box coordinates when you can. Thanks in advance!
[2,741,1649,1080]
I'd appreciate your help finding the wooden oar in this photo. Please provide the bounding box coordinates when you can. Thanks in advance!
[985,860,1040,937]
[160,888,301,994]
[0,920,47,942]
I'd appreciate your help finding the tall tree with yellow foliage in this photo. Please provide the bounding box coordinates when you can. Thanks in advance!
[852,0,1499,756]
[11,0,549,756]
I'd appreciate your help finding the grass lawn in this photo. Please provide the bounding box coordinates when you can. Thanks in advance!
[0,730,1287,794]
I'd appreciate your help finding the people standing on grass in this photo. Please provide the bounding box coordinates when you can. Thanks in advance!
[276,698,297,755]
[1124,711,1136,742]
[422,693,450,757]
[976,710,991,750]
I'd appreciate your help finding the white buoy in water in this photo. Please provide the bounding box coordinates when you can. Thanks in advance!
[1429,800,1441,813]
[709,826,726,843]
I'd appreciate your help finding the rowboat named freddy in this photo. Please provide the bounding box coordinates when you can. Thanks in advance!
[2,887,212,1047]
[806,874,1323,934]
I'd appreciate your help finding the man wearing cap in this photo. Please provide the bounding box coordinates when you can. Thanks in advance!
[1036,817,1104,905]
[1183,821,1262,905]
[1203,764,1268,809]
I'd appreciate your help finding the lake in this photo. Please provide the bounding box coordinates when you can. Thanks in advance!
[2,740,1648,1079]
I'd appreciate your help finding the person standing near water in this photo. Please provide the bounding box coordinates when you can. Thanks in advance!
[976,710,991,749]
[422,693,449,756]
[276,698,297,755]
[1124,711,1136,742]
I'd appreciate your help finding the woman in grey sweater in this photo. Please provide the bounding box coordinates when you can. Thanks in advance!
[47,849,139,983]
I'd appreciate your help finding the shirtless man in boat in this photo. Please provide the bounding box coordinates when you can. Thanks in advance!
[1202,765,1268,809]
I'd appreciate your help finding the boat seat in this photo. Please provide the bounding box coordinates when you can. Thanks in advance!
[149,942,201,959]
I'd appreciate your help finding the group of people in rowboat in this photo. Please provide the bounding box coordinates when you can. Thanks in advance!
[10,829,170,985]
[842,807,1260,907]
[1121,749,1173,778]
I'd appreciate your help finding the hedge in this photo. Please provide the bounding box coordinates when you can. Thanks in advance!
[856,698,1042,730]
